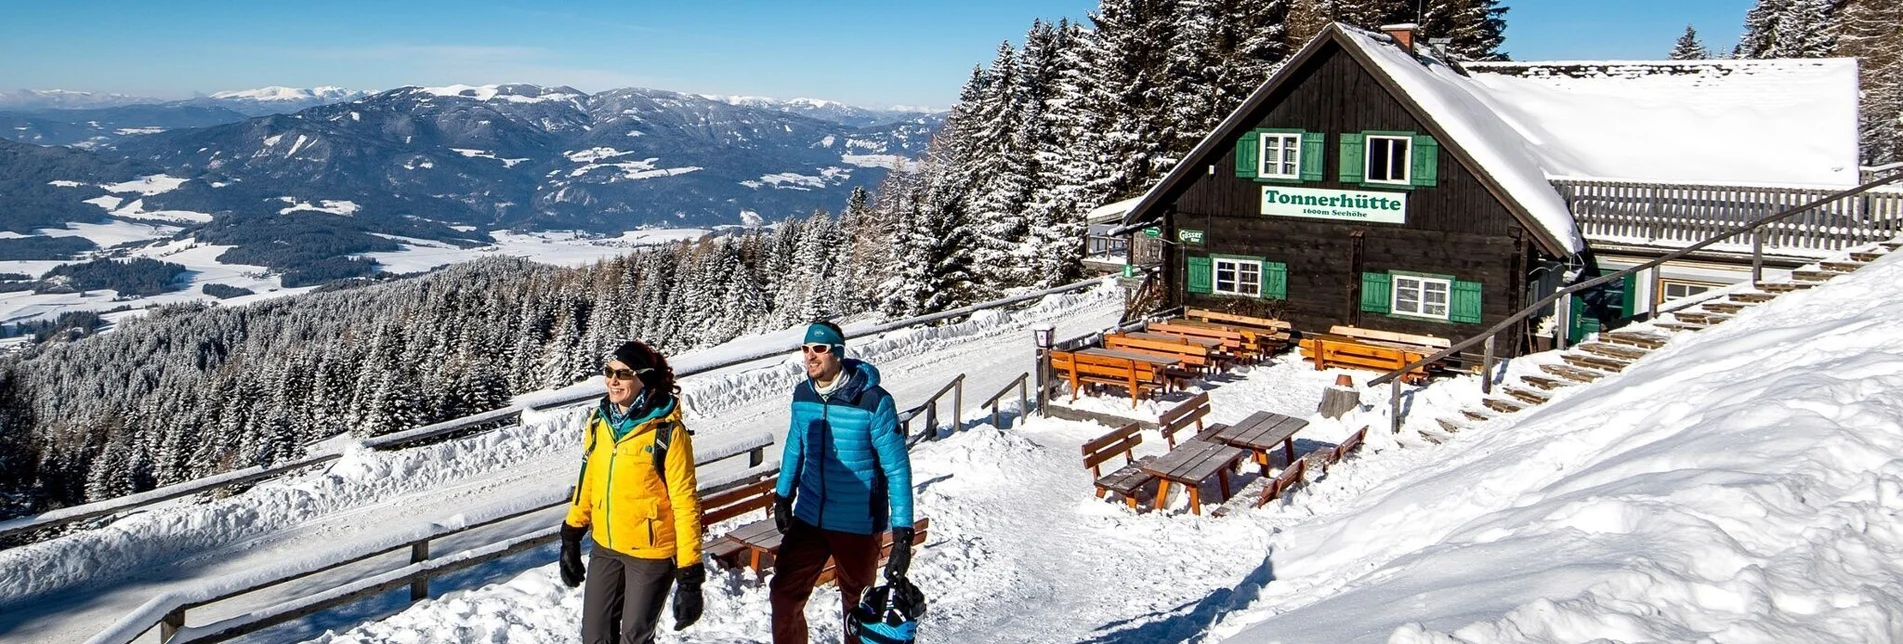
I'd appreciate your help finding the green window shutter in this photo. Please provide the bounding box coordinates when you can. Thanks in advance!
[1186,256,1213,294]
[1451,280,1483,324]
[1360,271,1390,313]
[1235,132,1259,179]
[1262,261,1288,300]
[1619,272,1638,318]
[1339,133,1365,184]
[1411,134,1439,187]
[1299,132,1325,182]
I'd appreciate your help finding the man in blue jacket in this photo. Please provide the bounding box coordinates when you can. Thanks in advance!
[770,321,915,644]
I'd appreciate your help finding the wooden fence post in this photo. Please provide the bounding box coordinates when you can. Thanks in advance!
[1389,379,1402,434]
[1481,335,1495,395]
[160,607,185,642]
[1017,379,1028,428]
[952,380,962,433]
[410,540,430,602]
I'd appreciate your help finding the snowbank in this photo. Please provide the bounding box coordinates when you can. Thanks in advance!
[1210,247,1903,642]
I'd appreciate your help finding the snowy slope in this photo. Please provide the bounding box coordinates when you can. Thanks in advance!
[1207,246,1903,643]
[301,244,1903,644]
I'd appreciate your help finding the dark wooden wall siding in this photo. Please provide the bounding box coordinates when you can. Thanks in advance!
[1165,41,1541,355]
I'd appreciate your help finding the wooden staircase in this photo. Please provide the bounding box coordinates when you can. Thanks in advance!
[1433,245,1888,432]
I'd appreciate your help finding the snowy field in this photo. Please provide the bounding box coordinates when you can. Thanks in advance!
[288,247,1903,643]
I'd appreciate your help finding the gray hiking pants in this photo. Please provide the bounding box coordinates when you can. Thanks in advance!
[582,540,677,644]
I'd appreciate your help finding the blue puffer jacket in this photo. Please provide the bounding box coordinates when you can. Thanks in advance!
[776,359,914,535]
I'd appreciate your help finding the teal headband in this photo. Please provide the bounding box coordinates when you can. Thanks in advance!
[803,323,846,348]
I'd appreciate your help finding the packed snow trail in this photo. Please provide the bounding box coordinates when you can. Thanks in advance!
[0,286,1123,644]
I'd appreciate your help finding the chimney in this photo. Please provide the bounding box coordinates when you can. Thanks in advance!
[1381,23,1420,53]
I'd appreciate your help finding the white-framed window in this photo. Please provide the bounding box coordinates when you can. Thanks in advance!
[1392,274,1451,319]
[1214,257,1262,297]
[1258,132,1302,180]
[1657,279,1718,305]
[1365,135,1412,185]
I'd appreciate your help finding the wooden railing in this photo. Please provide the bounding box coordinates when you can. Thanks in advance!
[980,372,1031,429]
[1372,171,1903,430]
[88,432,776,644]
[3,276,1110,547]
[900,373,965,446]
[1553,177,1903,255]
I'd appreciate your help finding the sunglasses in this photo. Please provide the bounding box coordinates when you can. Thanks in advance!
[800,344,835,355]
[602,366,653,381]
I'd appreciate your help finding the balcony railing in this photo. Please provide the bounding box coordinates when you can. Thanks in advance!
[1553,178,1903,256]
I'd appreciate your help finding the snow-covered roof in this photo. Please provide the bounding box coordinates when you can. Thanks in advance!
[1086,196,1143,225]
[1115,24,1584,255]
[1334,26,1585,254]
[1464,59,1861,186]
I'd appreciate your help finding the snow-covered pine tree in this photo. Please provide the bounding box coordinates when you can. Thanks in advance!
[1419,0,1509,61]
[1285,0,1334,44]
[1738,0,1843,58]
[1834,0,1903,164]
[1785,0,1845,57]
[1088,0,1184,199]
[973,42,1037,290]
[1671,25,1712,59]
[1736,0,1790,58]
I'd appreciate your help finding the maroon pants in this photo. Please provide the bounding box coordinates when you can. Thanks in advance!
[769,520,880,644]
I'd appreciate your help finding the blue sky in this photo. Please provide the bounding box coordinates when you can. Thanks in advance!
[0,1,1757,108]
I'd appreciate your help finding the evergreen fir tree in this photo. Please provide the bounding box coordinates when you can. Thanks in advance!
[1419,0,1509,61]
[1671,24,1712,59]
[1834,0,1903,164]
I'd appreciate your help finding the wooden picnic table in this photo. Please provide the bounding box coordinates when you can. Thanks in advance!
[1140,438,1247,515]
[1079,347,1183,368]
[1126,331,1223,350]
[1212,411,1309,475]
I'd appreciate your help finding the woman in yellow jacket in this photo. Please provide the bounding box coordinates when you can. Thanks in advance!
[559,340,705,643]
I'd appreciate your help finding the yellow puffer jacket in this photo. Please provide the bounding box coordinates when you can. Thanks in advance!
[564,399,702,564]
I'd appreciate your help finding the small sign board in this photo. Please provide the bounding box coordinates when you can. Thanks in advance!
[1177,229,1205,245]
[1120,264,1136,278]
[1261,186,1408,224]
[1142,226,1162,239]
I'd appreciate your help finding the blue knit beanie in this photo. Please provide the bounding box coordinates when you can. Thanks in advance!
[803,321,846,351]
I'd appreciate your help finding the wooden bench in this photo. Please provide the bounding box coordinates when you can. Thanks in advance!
[1156,392,1211,449]
[1253,458,1307,507]
[1147,322,1250,360]
[1185,309,1295,352]
[699,471,780,570]
[1103,333,1214,381]
[1323,426,1369,473]
[1083,422,1155,510]
[715,514,932,582]
[1298,332,1436,384]
[1051,349,1169,407]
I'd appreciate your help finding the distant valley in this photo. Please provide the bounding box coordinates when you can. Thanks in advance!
[0,84,941,327]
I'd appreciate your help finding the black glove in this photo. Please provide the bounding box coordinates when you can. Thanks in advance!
[672,563,705,630]
[558,523,587,588]
[884,527,914,581]
[773,495,794,534]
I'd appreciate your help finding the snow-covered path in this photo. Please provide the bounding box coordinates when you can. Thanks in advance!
[297,245,1903,644]
[0,286,1125,644]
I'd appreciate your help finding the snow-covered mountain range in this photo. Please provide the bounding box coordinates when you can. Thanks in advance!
[1,83,941,286]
